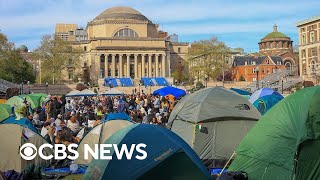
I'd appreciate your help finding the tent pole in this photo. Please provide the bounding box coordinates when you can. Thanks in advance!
[219,151,236,176]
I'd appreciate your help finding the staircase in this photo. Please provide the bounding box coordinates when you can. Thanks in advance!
[0,78,19,93]
[245,68,302,93]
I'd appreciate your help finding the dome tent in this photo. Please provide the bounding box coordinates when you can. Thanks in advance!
[84,124,211,180]
[249,88,283,115]
[0,117,52,172]
[168,87,261,167]
[153,86,186,99]
[229,86,320,180]
[0,104,11,122]
[74,113,133,165]
[27,93,47,108]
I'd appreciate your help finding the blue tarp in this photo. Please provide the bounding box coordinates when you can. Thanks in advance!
[249,88,284,115]
[84,124,211,180]
[153,86,186,99]
[102,113,131,121]
[230,88,252,96]
[1,116,39,133]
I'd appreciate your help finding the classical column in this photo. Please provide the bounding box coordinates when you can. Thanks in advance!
[141,54,145,77]
[104,54,108,77]
[162,54,166,77]
[134,54,138,79]
[127,54,130,78]
[148,54,152,77]
[155,54,159,77]
[119,54,123,77]
[111,54,116,77]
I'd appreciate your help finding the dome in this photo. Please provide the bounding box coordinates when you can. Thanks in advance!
[264,31,288,39]
[92,6,151,23]
[263,24,288,39]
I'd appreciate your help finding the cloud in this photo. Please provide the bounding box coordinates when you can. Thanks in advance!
[0,0,319,51]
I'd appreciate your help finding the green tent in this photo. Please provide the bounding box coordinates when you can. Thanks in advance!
[5,96,25,108]
[228,86,320,180]
[0,104,11,122]
[28,93,47,108]
[19,95,37,109]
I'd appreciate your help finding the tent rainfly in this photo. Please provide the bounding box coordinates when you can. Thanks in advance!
[153,86,186,99]
[102,88,124,96]
[168,87,261,168]
[229,86,320,180]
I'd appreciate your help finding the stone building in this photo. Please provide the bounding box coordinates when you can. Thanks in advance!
[296,16,320,81]
[55,6,188,84]
[258,24,298,74]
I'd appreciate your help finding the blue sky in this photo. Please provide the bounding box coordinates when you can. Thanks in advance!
[0,0,319,52]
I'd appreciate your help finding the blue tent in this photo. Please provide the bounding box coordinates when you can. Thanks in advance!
[102,113,132,122]
[249,88,284,115]
[230,88,252,96]
[1,116,39,133]
[84,124,211,180]
[153,86,186,99]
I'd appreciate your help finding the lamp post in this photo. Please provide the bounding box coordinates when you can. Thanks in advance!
[45,82,48,94]
[21,82,24,94]
[204,74,208,88]
[255,66,260,90]
[281,78,284,94]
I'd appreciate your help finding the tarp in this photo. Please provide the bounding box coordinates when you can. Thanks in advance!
[153,86,186,99]
[65,90,80,97]
[229,86,320,180]
[0,104,11,122]
[84,124,211,180]
[103,113,131,121]
[230,88,252,95]
[169,87,261,167]
[75,89,97,97]
[249,88,283,115]
[75,119,133,165]
[102,88,124,96]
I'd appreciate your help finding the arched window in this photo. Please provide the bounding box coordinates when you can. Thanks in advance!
[114,28,139,37]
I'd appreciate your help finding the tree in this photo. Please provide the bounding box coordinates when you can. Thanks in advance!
[33,35,83,84]
[239,75,246,81]
[0,32,35,83]
[188,37,231,81]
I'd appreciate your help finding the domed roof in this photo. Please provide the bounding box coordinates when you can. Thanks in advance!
[92,6,151,23]
[263,24,288,39]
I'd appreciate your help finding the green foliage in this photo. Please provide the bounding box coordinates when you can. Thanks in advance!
[188,36,231,81]
[196,81,204,88]
[93,88,98,94]
[0,32,35,83]
[33,35,83,84]
[239,75,246,81]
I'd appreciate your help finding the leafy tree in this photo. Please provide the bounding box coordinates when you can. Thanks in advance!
[239,75,246,81]
[0,32,35,83]
[33,35,83,84]
[188,37,231,81]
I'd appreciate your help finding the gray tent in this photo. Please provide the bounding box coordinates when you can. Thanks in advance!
[168,87,261,167]
[0,123,52,172]
[74,119,133,165]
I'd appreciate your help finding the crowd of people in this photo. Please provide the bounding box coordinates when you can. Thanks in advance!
[15,92,180,150]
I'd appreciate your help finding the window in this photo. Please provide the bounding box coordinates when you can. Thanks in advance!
[311,48,316,56]
[244,61,247,65]
[251,61,256,65]
[244,68,247,75]
[261,68,264,74]
[266,59,270,64]
[252,77,256,81]
[84,46,87,51]
[302,49,306,58]
[114,28,139,37]
[310,32,315,43]
[252,68,256,74]
[270,43,273,48]
[267,68,270,74]
[276,42,279,48]
[68,70,74,80]
[178,48,181,53]
[302,34,306,45]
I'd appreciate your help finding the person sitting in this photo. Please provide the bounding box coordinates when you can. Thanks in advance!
[41,122,51,137]
[67,116,80,136]
[44,126,56,144]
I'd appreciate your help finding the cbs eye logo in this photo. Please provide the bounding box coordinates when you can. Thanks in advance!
[20,143,37,160]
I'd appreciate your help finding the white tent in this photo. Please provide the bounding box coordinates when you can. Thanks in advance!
[76,89,97,96]
[102,88,124,96]
[65,90,80,97]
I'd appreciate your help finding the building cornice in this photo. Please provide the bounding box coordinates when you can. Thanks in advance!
[296,15,320,27]
[95,46,167,51]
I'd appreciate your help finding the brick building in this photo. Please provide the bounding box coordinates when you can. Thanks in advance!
[231,56,286,81]
[258,24,298,74]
